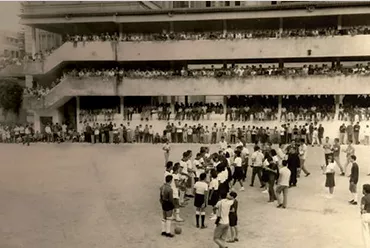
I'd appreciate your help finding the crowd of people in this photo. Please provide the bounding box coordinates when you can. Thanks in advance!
[59,63,370,81]
[64,25,370,44]
[159,133,364,245]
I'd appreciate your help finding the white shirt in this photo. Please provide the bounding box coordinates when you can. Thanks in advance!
[251,151,264,167]
[209,178,219,190]
[194,159,205,178]
[326,162,336,174]
[234,157,242,167]
[236,141,243,147]
[277,167,291,187]
[216,199,235,225]
[171,172,180,199]
[45,126,51,134]
[163,143,170,153]
[180,160,188,175]
[299,144,307,160]
[219,141,228,151]
[194,181,208,195]
[217,169,228,183]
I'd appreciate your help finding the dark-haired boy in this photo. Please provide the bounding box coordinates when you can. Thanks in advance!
[349,155,359,205]
[160,175,175,237]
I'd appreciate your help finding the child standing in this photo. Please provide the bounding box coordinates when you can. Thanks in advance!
[349,155,359,205]
[227,191,239,243]
[325,155,336,199]
[193,173,208,229]
[208,169,219,221]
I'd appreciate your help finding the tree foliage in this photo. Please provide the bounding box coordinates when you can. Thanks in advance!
[0,78,24,115]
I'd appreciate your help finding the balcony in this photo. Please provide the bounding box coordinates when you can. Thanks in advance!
[118,75,370,96]
[117,35,370,61]
[26,76,117,110]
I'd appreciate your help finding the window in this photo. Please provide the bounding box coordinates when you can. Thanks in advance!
[173,1,189,8]
[235,1,241,6]
[271,1,277,5]
[225,1,230,6]
[206,1,211,7]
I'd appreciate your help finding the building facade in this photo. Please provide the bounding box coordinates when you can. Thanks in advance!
[13,1,370,136]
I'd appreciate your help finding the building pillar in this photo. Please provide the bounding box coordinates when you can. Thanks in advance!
[278,95,282,121]
[169,22,174,33]
[119,23,123,40]
[223,20,227,36]
[120,96,124,114]
[278,60,284,69]
[223,96,227,114]
[279,18,283,36]
[76,96,81,132]
[337,15,342,30]
[33,111,41,133]
[25,75,33,88]
[335,95,341,120]
[31,27,36,59]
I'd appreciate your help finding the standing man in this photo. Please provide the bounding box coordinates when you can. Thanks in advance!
[348,155,359,205]
[343,140,355,176]
[318,124,324,145]
[354,122,361,145]
[364,125,370,146]
[211,123,218,144]
[160,175,175,238]
[339,124,346,145]
[298,139,310,177]
[347,122,354,144]
[213,191,235,248]
[163,140,171,165]
[276,160,291,209]
[332,138,345,176]
[287,146,300,187]
[323,137,333,166]
[250,146,265,188]
[360,184,370,248]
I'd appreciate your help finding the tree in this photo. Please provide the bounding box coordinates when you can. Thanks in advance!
[0,78,24,118]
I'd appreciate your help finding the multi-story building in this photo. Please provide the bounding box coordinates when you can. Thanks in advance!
[0,29,24,59]
[15,1,370,136]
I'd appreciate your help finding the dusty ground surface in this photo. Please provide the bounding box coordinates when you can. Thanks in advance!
[0,143,367,248]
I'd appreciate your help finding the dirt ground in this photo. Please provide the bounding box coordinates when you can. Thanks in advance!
[0,143,366,248]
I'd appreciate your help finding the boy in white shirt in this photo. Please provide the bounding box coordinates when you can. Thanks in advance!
[219,136,228,151]
[276,160,291,209]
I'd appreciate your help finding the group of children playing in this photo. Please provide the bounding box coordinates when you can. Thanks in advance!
[160,138,295,246]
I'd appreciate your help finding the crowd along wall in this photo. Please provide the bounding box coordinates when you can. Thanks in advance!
[118,75,370,96]
[118,35,370,61]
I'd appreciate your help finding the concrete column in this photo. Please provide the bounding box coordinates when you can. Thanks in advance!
[223,96,227,114]
[25,75,33,88]
[169,22,174,32]
[31,27,36,59]
[223,20,227,36]
[335,95,341,120]
[33,111,41,133]
[120,96,124,114]
[119,23,123,40]
[76,96,81,132]
[278,95,282,121]
[279,18,283,36]
[337,15,342,30]
[279,60,284,69]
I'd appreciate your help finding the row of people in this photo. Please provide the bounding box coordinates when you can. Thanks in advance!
[62,63,370,80]
[64,25,370,44]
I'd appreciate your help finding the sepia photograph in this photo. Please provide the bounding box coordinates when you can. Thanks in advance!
[0,0,370,248]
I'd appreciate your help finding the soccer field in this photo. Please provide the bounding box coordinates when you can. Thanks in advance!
[0,143,367,248]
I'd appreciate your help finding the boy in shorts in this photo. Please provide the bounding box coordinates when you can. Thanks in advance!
[160,175,175,238]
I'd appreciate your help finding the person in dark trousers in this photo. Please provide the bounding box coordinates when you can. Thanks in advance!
[264,152,279,202]
[287,146,300,187]
[250,146,265,188]
[160,175,175,238]
[349,155,359,205]
[318,124,324,145]
[354,122,361,145]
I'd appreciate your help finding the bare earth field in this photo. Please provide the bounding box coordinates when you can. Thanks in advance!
[0,143,367,248]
